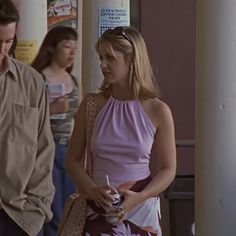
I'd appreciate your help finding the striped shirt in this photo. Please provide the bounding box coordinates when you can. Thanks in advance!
[43,74,79,140]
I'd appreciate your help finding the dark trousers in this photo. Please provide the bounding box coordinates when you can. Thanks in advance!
[0,210,43,236]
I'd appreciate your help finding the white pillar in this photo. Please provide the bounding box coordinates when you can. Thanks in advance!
[14,0,47,64]
[196,1,236,235]
[82,0,130,93]
[72,0,83,84]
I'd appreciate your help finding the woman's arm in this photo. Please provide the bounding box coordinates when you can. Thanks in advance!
[65,95,96,192]
[65,94,114,209]
[141,101,176,198]
[119,100,176,213]
[77,78,83,102]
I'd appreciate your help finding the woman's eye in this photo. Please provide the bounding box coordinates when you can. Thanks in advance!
[107,55,115,60]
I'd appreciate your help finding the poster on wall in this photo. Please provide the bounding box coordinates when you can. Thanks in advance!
[47,0,78,29]
[99,8,130,36]
[14,40,38,64]
[11,0,39,64]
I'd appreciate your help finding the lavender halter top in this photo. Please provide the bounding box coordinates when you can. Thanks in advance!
[91,96,156,182]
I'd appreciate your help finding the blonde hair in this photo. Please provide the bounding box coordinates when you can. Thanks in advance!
[96,26,160,99]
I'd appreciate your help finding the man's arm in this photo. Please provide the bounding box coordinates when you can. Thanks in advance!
[26,81,55,222]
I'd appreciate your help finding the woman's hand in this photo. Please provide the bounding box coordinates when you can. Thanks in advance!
[106,189,145,223]
[49,95,69,114]
[86,185,117,210]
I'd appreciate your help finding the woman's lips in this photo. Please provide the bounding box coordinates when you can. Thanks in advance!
[103,71,111,77]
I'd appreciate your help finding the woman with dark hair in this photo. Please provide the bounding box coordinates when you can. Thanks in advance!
[32,26,82,236]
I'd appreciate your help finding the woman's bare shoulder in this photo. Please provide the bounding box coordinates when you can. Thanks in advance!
[150,98,171,112]
[142,98,173,128]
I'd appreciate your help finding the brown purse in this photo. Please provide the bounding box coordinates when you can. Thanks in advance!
[57,94,97,236]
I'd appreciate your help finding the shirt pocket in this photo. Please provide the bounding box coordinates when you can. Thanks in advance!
[11,104,38,145]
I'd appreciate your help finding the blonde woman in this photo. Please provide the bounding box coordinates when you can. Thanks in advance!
[66,26,176,235]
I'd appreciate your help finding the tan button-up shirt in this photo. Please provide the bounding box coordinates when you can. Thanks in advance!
[0,56,55,236]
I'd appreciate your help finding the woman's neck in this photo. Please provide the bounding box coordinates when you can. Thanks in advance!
[111,86,133,101]
[44,62,67,76]
[42,64,69,84]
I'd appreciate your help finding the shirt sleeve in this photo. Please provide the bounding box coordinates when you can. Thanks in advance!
[26,81,55,222]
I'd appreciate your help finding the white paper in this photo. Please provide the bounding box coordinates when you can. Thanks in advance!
[99,8,130,36]
[47,83,66,120]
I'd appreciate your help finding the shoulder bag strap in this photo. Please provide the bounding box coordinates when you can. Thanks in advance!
[84,93,97,174]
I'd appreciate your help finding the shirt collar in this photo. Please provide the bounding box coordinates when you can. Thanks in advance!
[2,55,18,80]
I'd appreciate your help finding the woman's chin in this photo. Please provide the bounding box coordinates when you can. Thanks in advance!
[105,77,114,84]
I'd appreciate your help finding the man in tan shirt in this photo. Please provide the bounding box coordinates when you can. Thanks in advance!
[0,0,55,235]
